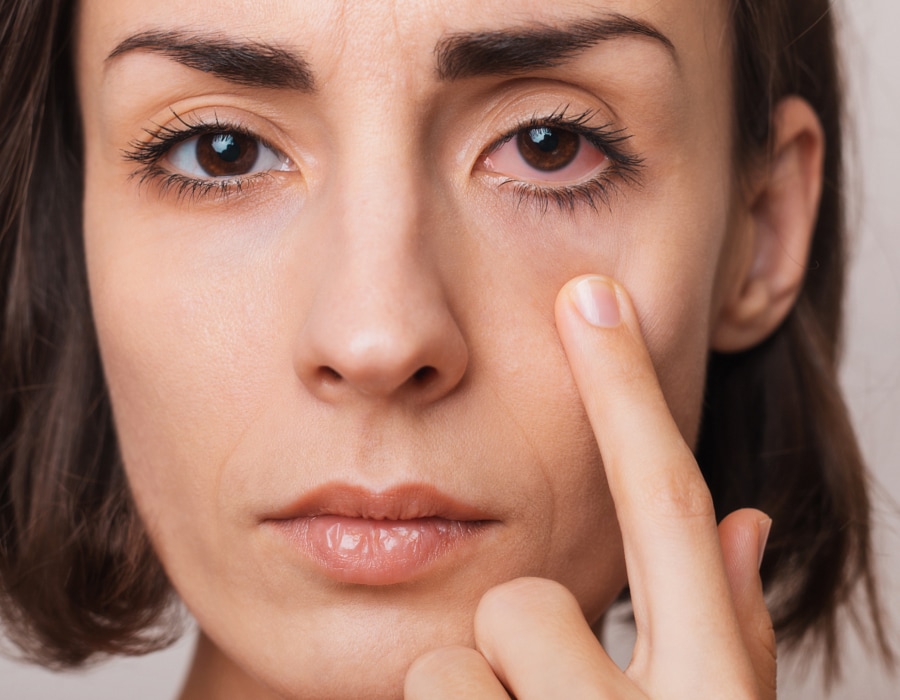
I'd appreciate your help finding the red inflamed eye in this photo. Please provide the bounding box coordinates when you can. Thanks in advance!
[482,127,608,184]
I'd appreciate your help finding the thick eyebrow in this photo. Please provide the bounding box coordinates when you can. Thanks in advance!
[106,30,315,92]
[435,13,676,81]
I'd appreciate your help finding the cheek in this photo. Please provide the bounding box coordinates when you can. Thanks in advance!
[82,166,296,574]
[464,170,728,449]
[625,235,724,445]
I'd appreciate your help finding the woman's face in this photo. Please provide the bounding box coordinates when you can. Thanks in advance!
[77,0,742,696]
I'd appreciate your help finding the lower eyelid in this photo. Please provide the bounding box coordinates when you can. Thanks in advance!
[505,174,623,215]
[144,169,279,204]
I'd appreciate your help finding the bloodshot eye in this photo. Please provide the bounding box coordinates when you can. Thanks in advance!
[517,128,580,171]
[482,126,608,184]
[168,130,291,179]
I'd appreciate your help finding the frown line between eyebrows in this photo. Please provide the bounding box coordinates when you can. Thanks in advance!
[434,12,678,81]
[105,30,316,92]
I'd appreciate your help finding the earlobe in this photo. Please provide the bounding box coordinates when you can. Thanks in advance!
[712,96,825,353]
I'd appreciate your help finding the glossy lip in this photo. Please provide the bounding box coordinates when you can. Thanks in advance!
[265,482,495,522]
[263,483,497,586]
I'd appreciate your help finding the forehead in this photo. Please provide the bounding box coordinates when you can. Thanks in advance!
[77,0,732,94]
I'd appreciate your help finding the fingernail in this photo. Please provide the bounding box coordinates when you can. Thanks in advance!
[572,277,621,328]
[757,518,772,570]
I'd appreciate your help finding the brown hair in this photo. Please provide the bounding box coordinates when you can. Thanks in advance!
[697,0,893,676]
[0,0,892,675]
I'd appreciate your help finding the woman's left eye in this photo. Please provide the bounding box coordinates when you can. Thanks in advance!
[480,127,608,184]
[167,131,292,179]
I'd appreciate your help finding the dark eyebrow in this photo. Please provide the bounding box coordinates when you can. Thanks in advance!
[106,30,315,92]
[435,14,676,81]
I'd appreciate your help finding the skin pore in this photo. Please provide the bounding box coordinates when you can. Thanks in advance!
[75,0,823,697]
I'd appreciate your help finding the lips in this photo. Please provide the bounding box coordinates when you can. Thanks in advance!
[264,483,496,585]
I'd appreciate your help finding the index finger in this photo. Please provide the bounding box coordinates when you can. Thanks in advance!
[554,275,756,690]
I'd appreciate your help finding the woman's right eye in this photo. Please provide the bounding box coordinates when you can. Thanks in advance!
[167,131,292,179]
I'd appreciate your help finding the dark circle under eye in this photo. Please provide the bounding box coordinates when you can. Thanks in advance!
[516,127,580,172]
[195,132,259,177]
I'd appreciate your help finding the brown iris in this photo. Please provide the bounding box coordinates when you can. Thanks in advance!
[195,132,259,177]
[516,127,580,172]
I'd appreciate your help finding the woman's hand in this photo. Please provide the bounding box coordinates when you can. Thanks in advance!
[405,275,776,699]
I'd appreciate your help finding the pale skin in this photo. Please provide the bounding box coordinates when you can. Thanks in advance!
[75,0,824,698]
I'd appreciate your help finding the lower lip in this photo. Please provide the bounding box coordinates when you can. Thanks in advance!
[272,515,487,585]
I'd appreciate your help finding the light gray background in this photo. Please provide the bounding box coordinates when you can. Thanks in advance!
[3,0,898,697]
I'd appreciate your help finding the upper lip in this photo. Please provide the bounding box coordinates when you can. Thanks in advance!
[264,482,494,522]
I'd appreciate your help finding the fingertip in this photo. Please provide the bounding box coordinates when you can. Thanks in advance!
[475,577,578,635]
[718,508,772,583]
[568,275,622,328]
[473,577,586,664]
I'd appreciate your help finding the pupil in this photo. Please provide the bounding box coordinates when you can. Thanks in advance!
[516,127,579,172]
[529,127,559,153]
[211,134,241,163]
[195,132,259,177]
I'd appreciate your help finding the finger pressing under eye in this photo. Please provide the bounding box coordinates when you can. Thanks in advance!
[404,645,511,700]
[554,276,757,691]
[473,578,644,700]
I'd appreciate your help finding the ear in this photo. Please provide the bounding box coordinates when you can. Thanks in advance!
[711,97,825,352]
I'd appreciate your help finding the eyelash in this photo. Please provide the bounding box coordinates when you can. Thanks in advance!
[123,108,644,210]
[124,113,282,202]
[484,107,644,214]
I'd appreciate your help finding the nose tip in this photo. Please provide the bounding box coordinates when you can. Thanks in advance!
[295,292,469,405]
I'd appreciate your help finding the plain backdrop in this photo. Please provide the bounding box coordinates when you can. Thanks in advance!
[2,0,899,697]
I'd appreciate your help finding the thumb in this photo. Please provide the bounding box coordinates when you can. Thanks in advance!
[718,509,777,697]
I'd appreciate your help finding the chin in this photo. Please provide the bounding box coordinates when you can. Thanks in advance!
[187,581,487,700]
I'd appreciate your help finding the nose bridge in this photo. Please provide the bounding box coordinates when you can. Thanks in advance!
[294,106,468,404]
[337,135,422,260]
[329,100,429,312]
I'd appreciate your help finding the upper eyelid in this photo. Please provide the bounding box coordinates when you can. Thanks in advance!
[484,109,635,153]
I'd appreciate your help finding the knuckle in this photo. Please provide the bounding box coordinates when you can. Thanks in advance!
[636,451,716,523]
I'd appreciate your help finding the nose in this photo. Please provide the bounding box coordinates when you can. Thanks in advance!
[293,178,469,405]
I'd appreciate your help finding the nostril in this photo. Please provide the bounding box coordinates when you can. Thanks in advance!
[317,366,342,383]
[412,366,437,385]
[309,364,442,395]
